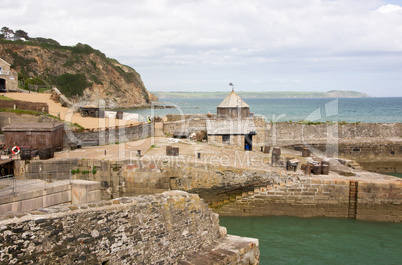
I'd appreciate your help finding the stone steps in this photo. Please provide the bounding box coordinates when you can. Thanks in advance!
[210,181,291,208]
[154,122,165,137]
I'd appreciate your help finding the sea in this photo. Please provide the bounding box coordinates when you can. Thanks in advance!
[126,97,402,123]
[125,97,402,264]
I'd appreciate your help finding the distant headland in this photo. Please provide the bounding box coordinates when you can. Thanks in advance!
[152,90,371,99]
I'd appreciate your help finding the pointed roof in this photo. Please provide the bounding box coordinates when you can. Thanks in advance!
[217,91,249,108]
[0,58,11,66]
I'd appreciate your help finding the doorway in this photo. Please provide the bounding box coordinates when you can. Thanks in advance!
[244,134,253,151]
[0,78,5,92]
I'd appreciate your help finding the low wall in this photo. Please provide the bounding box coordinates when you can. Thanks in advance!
[0,191,259,264]
[0,112,55,132]
[270,122,402,142]
[0,180,101,214]
[164,118,402,144]
[166,113,216,122]
[0,99,48,113]
[65,123,153,145]
[285,141,402,173]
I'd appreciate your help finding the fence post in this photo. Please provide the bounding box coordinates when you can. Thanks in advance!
[12,175,16,196]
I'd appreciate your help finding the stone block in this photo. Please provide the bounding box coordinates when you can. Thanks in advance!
[72,180,102,204]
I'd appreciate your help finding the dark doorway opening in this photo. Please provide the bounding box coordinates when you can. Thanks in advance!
[245,134,253,151]
[0,78,6,92]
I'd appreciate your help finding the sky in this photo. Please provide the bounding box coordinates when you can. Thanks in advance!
[1,0,402,97]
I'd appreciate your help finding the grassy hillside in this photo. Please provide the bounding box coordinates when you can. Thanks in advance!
[152,90,371,99]
[0,37,156,108]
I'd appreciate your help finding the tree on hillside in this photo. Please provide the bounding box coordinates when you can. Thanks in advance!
[15,29,29,40]
[0,27,14,39]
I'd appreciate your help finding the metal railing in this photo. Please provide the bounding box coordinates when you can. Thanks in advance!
[0,174,16,196]
[0,169,72,198]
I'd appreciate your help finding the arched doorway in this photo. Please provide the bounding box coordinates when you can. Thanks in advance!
[0,78,6,92]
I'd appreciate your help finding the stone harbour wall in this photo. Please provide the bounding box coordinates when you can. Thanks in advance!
[213,176,351,218]
[164,118,401,144]
[270,122,402,142]
[0,191,259,265]
[19,158,292,204]
[357,180,402,222]
[18,158,402,222]
[212,175,402,222]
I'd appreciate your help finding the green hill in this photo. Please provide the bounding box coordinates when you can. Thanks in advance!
[0,28,157,108]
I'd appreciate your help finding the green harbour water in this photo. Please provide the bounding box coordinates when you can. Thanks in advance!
[219,216,402,265]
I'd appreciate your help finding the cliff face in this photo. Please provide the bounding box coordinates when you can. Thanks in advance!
[0,42,157,108]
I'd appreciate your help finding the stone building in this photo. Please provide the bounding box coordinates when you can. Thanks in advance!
[2,122,65,152]
[0,58,18,92]
[217,89,250,118]
[163,88,267,151]
[207,90,258,150]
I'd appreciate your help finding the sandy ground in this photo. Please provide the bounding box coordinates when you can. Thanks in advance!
[5,92,141,129]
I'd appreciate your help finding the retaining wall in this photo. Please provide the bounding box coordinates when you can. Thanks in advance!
[0,112,55,132]
[0,191,259,265]
[65,123,153,146]
[0,99,48,113]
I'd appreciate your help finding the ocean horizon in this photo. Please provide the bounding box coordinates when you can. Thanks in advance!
[125,97,402,123]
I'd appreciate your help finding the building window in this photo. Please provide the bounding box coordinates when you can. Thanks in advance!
[222,134,230,144]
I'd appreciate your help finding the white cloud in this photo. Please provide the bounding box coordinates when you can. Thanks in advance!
[377,3,402,13]
[2,0,402,96]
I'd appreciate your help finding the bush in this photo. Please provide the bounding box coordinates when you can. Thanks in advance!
[54,73,91,97]
[24,77,46,90]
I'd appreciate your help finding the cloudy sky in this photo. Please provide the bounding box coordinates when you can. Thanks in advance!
[2,0,402,96]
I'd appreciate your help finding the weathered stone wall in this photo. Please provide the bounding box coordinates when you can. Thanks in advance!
[270,122,402,143]
[0,99,48,113]
[213,177,351,218]
[0,191,259,265]
[163,119,207,136]
[165,118,401,143]
[357,180,402,222]
[212,176,402,222]
[18,158,402,222]
[166,113,216,122]
[19,158,292,203]
[0,112,54,132]
[65,123,153,146]
[286,141,402,173]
